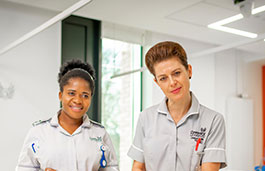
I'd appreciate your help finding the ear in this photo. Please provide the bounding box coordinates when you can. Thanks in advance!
[188,64,192,79]
[59,91,62,101]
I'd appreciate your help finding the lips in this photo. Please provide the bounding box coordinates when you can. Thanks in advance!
[171,87,181,94]
[70,105,83,112]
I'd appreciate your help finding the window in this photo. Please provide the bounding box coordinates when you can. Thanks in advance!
[101,38,142,170]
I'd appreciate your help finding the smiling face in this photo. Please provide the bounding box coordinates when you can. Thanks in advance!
[59,77,92,120]
[154,57,192,103]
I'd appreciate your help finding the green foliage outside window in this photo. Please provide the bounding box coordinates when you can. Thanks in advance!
[101,43,121,162]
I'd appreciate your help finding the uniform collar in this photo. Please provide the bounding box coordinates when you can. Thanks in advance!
[81,114,91,128]
[50,111,60,127]
[186,92,200,116]
[50,110,91,128]
[157,92,200,117]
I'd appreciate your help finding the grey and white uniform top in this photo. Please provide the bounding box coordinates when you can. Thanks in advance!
[16,112,119,171]
[128,92,227,171]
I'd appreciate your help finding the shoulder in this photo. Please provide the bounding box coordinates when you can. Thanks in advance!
[199,104,225,126]
[140,103,160,117]
[24,118,52,140]
[90,119,105,129]
[199,104,223,118]
[88,120,110,140]
[137,103,161,127]
[145,103,160,112]
[32,118,52,127]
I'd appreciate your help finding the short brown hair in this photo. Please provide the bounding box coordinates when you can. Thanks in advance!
[145,41,188,76]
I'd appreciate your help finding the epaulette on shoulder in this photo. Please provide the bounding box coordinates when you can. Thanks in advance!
[32,118,51,127]
[90,119,104,128]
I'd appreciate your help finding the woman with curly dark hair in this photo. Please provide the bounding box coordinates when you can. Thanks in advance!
[17,59,119,171]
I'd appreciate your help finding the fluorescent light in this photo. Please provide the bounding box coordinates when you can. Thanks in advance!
[208,4,265,38]
[208,25,257,38]
[210,14,243,26]
[252,5,265,14]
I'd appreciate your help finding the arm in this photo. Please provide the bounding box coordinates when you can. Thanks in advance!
[16,128,40,171]
[132,160,146,171]
[202,162,220,171]
[202,114,227,169]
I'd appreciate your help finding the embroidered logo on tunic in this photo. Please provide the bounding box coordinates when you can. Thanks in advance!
[190,127,206,142]
[89,136,102,142]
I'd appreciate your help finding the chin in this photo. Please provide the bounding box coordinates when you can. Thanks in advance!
[168,93,184,101]
[67,111,84,119]
[72,115,84,120]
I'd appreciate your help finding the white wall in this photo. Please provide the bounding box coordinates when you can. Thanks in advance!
[189,54,215,110]
[214,50,264,169]
[245,59,264,166]
[0,2,61,170]
[226,97,254,170]
[214,50,237,115]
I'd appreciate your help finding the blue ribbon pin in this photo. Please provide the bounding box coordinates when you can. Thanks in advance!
[100,145,107,168]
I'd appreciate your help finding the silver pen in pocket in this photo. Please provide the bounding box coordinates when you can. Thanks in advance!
[195,138,204,171]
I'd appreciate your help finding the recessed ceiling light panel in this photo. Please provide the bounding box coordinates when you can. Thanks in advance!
[208,4,265,38]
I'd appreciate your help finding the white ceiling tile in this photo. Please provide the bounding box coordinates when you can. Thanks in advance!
[226,11,265,34]
[166,2,238,26]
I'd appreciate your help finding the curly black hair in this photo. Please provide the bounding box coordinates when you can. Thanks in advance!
[58,59,96,95]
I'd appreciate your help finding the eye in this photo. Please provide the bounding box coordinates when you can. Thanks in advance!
[159,77,167,81]
[68,92,75,96]
[82,94,90,99]
[174,71,181,76]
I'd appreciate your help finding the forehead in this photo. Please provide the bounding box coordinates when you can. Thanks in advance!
[154,58,185,76]
[65,77,90,90]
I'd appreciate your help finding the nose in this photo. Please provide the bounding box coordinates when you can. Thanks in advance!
[169,76,177,87]
[73,95,82,104]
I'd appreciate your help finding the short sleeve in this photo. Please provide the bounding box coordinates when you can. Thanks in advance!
[127,113,145,163]
[16,128,40,171]
[100,131,119,171]
[202,114,227,168]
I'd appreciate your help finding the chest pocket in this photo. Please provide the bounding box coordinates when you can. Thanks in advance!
[190,140,205,171]
[143,135,175,171]
[77,141,109,170]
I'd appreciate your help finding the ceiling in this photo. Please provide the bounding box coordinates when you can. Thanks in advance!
[3,0,265,57]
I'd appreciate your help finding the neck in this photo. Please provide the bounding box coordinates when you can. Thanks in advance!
[58,111,83,134]
[167,92,192,123]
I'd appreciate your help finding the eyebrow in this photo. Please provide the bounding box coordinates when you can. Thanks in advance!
[82,92,90,95]
[157,68,181,78]
[67,89,90,94]
[171,68,181,73]
[157,74,166,78]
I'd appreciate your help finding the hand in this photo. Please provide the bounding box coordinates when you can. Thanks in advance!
[201,162,220,171]
[132,160,146,171]
[45,168,56,171]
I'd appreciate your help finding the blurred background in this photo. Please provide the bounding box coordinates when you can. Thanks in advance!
[1,0,265,170]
